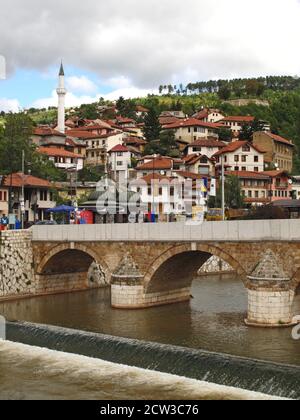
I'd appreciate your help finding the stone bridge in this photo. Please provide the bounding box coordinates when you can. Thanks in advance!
[1,220,300,327]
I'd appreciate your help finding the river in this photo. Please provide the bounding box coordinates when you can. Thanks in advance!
[0,274,299,400]
[1,274,299,365]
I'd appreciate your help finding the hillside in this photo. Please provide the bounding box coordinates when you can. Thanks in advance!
[2,75,300,172]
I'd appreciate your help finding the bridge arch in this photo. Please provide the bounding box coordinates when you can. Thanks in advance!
[36,243,110,293]
[144,243,247,294]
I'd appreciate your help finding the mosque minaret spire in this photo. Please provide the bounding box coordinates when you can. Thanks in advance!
[56,61,67,134]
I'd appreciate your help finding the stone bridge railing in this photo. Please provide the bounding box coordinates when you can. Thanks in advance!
[31,219,300,242]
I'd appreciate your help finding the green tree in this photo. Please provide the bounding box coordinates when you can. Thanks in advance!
[239,118,266,141]
[143,108,161,141]
[218,86,231,101]
[0,113,64,181]
[208,175,244,209]
[78,165,104,182]
[218,128,232,142]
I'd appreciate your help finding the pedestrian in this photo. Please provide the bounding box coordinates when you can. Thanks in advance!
[0,214,9,231]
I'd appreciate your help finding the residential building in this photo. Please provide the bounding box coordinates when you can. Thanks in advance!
[184,138,226,159]
[83,132,123,167]
[135,156,185,178]
[38,147,84,171]
[193,108,225,123]
[226,171,270,206]
[183,154,216,177]
[162,118,220,145]
[213,141,265,173]
[131,172,207,221]
[123,137,147,153]
[31,127,66,147]
[219,116,255,135]
[253,131,294,173]
[108,145,132,183]
[1,172,57,223]
[262,170,292,202]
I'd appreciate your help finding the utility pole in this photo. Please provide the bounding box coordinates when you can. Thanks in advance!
[221,154,225,221]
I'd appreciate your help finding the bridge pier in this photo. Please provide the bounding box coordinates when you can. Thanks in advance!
[111,254,190,308]
[245,250,296,327]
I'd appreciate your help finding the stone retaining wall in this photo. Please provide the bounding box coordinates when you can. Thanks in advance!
[0,231,35,299]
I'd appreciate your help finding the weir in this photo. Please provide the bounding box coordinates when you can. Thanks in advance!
[6,321,300,400]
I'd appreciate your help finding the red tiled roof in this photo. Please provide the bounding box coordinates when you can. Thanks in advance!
[174,171,207,180]
[186,138,226,149]
[261,170,290,177]
[123,137,147,145]
[33,128,66,137]
[159,116,181,125]
[2,172,52,188]
[265,132,294,146]
[38,147,83,159]
[136,105,149,113]
[225,170,270,180]
[162,118,220,130]
[213,141,265,157]
[194,110,209,120]
[136,157,173,171]
[220,116,255,123]
[67,130,99,139]
[116,116,136,124]
[109,144,129,153]
[139,173,170,184]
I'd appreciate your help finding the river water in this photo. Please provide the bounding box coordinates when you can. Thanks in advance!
[0,274,299,400]
[1,274,300,365]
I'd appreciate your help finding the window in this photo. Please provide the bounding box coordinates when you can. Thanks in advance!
[242,156,247,162]
[254,156,259,162]
[148,187,152,195]
[159,187,163,196]
[255,191,259,198]
[248,191,252,198]
[254,167,259,172]
[170,187,175,197]
[199,167,209,175]
[117,161,123,166]
[242,145,251,152]
[117,152,123,157]
[234,155,239,162]
[39,190,48,201]
[234,167,239,171]
[242,167,246,171]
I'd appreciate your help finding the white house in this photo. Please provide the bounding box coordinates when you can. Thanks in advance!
[213,141,265,173]
[162,118,220,144]
[184,138,226,159]
[108,144,132,183]
[38,147,84,171]
[193,108,225,123]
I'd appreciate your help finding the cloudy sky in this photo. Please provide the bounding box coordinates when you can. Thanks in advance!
[1,0,300,112]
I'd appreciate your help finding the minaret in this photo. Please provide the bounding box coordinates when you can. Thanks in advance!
[56,62,67,134]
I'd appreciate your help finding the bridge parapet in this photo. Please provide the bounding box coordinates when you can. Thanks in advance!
[31,220,300,243]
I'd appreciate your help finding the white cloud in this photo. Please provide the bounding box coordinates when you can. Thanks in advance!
[0,98,21,113]
[2,0,300,91]
[32,85,157,109]
[66,75,97,94]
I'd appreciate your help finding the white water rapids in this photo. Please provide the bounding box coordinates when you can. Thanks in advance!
[0,340,283,400]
